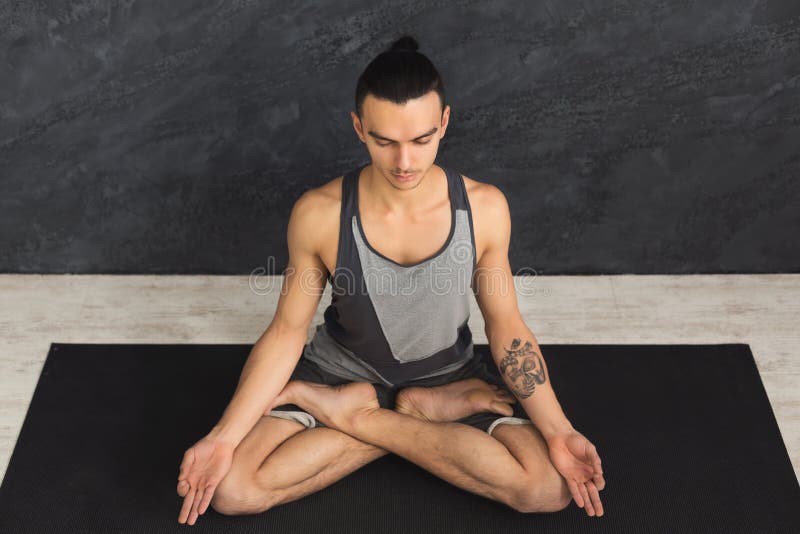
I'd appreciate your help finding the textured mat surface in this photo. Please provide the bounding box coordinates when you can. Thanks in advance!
[1,343,798,533]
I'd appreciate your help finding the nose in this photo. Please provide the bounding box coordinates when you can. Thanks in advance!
[396,144,412,171]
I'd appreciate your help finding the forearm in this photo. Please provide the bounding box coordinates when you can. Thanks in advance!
[209,324,306,446]
[487,322,573,439]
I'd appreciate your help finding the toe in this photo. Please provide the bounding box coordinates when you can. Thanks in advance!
[497,391,516,402]
[491,401,514,416]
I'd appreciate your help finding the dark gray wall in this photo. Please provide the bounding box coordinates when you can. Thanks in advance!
[1,1,798,274]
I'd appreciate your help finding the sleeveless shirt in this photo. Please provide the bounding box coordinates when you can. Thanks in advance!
[301,163,478,388]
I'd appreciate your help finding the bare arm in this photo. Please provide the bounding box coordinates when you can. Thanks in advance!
[473,185,606,517]
[472,184,573,439]
[208,190,330,447]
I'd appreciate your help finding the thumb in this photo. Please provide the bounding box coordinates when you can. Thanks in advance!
[177,479,190,497]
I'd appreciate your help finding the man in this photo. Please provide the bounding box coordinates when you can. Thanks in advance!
[177,35,605,526]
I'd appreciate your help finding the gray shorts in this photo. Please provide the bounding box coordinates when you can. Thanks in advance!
[269,349,533,436]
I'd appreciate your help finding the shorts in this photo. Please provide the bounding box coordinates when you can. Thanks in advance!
[268,349,533,436]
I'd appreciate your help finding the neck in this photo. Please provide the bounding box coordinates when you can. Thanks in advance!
[363,164,444,215]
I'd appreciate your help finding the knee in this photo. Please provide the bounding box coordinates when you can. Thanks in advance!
[210,470,272,516]
[511,470,572,513]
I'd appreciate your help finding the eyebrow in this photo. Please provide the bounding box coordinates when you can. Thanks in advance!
[367,127,438,143]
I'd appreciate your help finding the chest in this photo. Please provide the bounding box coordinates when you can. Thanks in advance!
[360,204,454,265]
[319,202,460,276]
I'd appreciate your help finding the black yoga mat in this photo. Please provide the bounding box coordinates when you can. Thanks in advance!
[1,343,798,533]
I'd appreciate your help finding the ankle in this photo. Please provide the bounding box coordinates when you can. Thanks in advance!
[274,380,303,408]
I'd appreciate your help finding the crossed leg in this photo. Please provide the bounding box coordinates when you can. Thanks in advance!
[209,414,391,515]
[283,381,572,513]
[209,380,570,516]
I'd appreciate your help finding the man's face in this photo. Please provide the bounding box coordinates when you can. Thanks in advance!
[351,90,450,189]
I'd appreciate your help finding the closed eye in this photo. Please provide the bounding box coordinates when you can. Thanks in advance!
[377,138,432,147]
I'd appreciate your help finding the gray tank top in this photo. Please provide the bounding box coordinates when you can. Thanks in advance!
[302,163,477,388]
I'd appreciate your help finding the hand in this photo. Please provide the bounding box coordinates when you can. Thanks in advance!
[545,429,605,517]
[176,434,236,525]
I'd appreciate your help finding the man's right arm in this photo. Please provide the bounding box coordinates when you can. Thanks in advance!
[207,189,329,447]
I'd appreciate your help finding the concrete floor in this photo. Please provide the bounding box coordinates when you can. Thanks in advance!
[0,274,797,484]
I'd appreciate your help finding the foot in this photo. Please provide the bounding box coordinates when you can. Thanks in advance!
[270,380,380,430]
[395,378,517,423]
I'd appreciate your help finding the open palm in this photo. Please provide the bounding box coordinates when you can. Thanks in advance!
[546,430,606,516]
[176,436,236,525]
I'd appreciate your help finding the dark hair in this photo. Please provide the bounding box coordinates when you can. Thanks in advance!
[354,34,446,119]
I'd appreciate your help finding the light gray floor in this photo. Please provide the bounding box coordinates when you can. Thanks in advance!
[0,274,797,484]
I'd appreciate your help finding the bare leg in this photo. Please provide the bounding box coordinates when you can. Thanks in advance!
[261,378,516,508]
[209,413,391,515]
[211,378,512,514]
[255,424,390,508]
[280,381,563,511]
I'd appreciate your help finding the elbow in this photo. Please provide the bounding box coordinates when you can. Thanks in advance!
[262,319,309,347]
[485,315,529,345]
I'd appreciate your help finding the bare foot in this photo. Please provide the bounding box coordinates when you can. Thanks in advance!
[395,378,517,422]
[270,380,380,430]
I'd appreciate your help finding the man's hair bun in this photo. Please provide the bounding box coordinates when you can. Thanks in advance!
[388,35,419,52]
[355,33,445,119]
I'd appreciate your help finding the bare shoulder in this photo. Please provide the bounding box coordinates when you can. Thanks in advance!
[296,175,342,210]
[289,176,342,252]
[460,174,511,261]
[461,174,510,228]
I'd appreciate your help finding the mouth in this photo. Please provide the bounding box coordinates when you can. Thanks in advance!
[394,173,416,181]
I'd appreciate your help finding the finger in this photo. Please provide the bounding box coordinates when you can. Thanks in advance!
[199,483,217,515]
[567,478,584,507]
[191,492,204,524]
[588,442,602,468]
[179,485,196,524]
[592,454,604,490]
[594,470,606,490]
[190,481,206,524]
[177,479,189,497]
[594,475,606,491]
[579,482,594,516]
[586,479,604,516]
[178,449,194,482]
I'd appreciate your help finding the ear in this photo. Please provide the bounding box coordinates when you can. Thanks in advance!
[351,111,366,143]
[440,105,451,137]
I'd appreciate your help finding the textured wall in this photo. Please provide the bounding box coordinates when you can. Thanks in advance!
[1,1,798,274]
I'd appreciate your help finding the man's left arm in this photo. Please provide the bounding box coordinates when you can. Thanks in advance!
[472,185,573,439]
[487,321,574,438]
[471,184,606,516]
